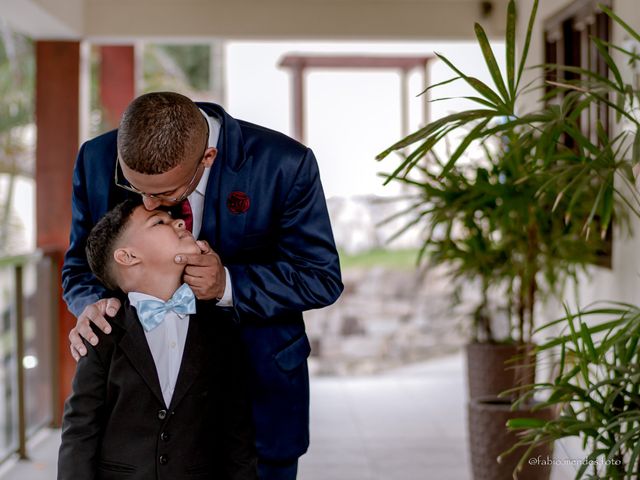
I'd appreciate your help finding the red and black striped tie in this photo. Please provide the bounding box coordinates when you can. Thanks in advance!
[179,199,193,233]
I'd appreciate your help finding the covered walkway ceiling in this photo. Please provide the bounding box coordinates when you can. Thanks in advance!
[2,0,507,40]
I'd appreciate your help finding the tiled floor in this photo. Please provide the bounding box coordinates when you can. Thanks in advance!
[299,356,471,480]
[0,353,575,479]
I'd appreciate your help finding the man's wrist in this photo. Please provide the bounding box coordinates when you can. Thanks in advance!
[216,267,233,307]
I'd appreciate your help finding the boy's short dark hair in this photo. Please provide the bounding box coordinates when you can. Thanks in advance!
[86,198,142,291]
[117,91,207,175]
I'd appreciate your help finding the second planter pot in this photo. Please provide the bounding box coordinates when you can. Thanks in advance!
[468,397,553,480]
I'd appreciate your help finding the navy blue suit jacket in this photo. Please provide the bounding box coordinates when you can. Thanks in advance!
[61,103,344,462]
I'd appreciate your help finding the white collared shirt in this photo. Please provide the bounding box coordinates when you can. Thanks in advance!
[128,291,190,407]
[190,111,232,306]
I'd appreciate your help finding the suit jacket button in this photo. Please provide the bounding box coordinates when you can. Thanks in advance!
[159,454,168,465]
[161,432,170,441]
[158,409,167,420]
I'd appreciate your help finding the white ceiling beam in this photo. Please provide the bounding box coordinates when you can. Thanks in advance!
[0,0,509,41]
[84,0,507,40]
[0,0,83,39]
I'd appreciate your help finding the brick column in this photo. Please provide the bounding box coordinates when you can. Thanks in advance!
[35,40,80,422]
[99,45,135,129]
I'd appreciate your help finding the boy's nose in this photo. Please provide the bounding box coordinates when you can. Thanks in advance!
[173,218,186,230]
[142,195,162,210]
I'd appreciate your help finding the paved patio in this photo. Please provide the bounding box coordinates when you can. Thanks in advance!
[300,355,470,480]
[0,353,575,479]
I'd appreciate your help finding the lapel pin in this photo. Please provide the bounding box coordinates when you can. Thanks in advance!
[227,191,250,214]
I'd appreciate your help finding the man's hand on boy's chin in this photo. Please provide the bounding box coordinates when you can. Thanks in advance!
[70,297,121,361]
[175,240,226,301]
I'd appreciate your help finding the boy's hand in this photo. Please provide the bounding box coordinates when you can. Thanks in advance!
[69,298,120,361]
[175,240,226,301]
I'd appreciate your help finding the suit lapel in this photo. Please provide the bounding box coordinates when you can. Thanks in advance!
[168,314,207,410]
[116,303,166,407]
[200,144,221,248]
[200,107,252,260]
[212,163,252,261]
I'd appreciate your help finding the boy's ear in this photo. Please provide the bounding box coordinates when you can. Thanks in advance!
[202,147,217,168]
[114,247,141,267]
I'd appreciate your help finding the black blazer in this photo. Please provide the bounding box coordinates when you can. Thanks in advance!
[58,301,257,480]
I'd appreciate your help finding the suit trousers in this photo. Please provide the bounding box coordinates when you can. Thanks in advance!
[258,459,298,480]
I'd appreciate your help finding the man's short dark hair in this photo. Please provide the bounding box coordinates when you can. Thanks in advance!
[86,198,142,291]
[117,91,207,174]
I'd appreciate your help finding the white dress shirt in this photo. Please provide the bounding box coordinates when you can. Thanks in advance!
[189,110,232,306]
[128,291,190,407]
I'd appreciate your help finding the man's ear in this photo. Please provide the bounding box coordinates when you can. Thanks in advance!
[114,247,141,267]
[202,147,217,168]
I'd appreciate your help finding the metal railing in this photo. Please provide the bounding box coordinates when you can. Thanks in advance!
[0,251,58,463]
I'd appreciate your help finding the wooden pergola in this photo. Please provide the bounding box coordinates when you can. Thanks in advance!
[279,55,434,143]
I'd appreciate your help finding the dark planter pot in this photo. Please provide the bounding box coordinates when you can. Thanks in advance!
[466,342,536,399]
[468,397,553,480]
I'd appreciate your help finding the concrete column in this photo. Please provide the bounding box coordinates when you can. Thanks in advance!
[292,65,305,143]
[35,40,80,421]
[99,45,135,129]
[422,60,430,127]
[400,69,410,138]
[210,41,226,105]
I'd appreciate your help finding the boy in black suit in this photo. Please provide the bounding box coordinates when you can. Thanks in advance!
[58,197,257,480]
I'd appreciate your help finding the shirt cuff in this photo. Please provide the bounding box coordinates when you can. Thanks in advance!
[217,267,234,307]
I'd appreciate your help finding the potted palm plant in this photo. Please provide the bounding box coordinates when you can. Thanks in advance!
[381,129,606,479]
[505,303,640,479]
[376,0,614,478]
[500,5,640,480]
[381,125,605,397]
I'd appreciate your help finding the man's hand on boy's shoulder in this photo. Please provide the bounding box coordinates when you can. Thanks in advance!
[69,297,120,361]
[175,240,226,301]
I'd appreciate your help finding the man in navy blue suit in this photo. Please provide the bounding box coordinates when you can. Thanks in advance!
[62,91,343,480]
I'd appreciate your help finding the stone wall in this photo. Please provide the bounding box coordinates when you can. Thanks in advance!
[305,264,468,376]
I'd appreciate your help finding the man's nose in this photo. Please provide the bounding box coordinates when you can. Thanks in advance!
[142,195,162,210]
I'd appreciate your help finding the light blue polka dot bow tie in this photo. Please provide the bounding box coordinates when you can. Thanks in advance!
[136,284,196,332]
